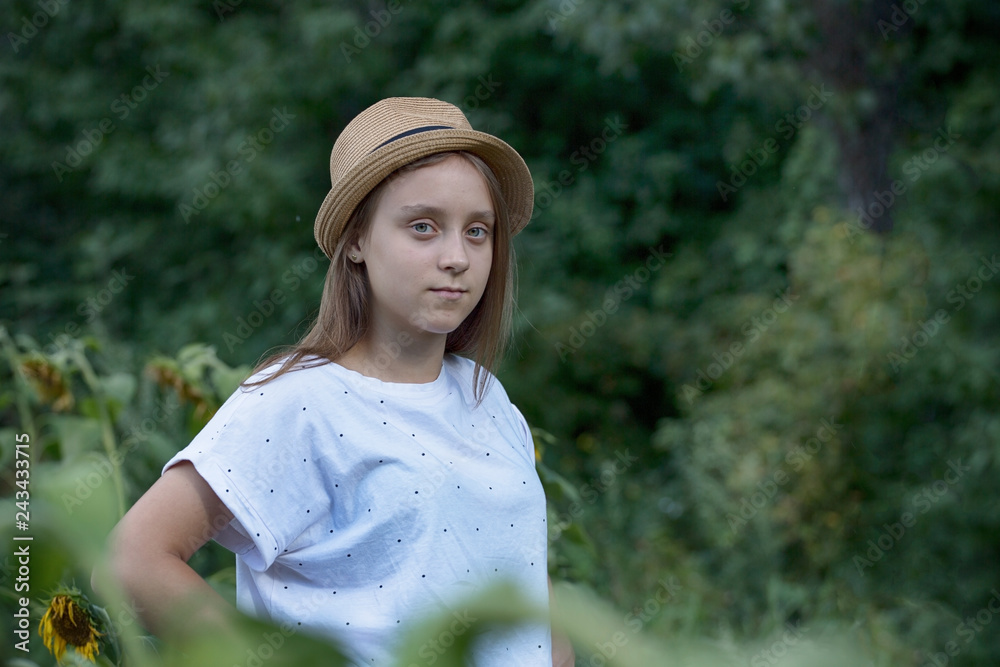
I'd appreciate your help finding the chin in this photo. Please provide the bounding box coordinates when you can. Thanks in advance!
[428,311,477,334]
[415,306,476,334]
[421,321,465,336]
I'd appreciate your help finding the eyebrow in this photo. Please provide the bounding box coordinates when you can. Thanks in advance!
[398,204,496,224]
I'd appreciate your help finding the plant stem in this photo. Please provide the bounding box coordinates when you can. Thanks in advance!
[0,327,38,451]
[73,346,126,518]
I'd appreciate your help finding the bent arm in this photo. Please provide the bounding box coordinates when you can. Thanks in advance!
[94,461,236,637]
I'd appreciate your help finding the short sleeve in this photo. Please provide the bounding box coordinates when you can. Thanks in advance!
[508,404,536,466]
[163,376,334,571]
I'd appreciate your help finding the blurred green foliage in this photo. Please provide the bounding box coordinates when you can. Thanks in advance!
[2,0,999,665]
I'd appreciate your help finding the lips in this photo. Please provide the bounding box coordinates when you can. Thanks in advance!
[430,287,467,299]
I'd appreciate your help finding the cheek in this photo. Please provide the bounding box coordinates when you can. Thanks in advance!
[478,240,494,270]
[474,253,494,296]
[366,258,403,299]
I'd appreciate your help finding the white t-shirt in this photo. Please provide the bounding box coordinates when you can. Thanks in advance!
[164,354,551,666]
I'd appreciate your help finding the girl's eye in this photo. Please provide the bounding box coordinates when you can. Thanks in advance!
[467,227,487,238]
[412,222,431,233]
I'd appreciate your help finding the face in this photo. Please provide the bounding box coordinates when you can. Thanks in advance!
[352,154,495,342]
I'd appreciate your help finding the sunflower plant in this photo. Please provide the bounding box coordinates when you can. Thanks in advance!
[38,586,121,665]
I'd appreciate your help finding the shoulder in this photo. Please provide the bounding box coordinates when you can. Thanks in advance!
[442,354,510,403]
[442,356,536,462]
[441,354,480,384]
[243,356,334,393]
[442,355,525,426]
[223,358,346,416]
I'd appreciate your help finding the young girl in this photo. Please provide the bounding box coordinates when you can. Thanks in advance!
[102,97,572,665]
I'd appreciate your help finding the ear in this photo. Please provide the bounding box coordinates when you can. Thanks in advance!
[346,237,364,263]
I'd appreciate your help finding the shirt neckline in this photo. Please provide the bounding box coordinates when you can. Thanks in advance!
[319,357,452,400]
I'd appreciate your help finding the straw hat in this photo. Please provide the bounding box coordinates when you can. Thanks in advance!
[314,97,534,258]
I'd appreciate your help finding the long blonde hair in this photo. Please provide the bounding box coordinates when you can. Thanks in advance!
[244,151,515,402]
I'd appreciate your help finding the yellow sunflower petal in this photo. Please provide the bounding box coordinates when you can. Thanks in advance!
[38,593,102,663]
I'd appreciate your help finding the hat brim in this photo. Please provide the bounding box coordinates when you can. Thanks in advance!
[314,129,534,258]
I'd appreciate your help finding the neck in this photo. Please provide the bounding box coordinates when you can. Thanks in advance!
[336,326,447,384]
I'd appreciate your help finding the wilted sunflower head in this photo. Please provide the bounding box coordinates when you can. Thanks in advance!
[145,358,212,419]
[39,589,103,663]
[20,355,74,411]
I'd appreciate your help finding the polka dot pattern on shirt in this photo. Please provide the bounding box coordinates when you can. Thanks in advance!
[165,355,549,663]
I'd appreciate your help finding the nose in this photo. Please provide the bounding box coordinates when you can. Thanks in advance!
[438,230,470,273]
